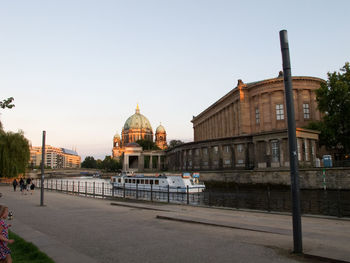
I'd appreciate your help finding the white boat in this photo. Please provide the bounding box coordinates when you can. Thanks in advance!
[110,172,205,193]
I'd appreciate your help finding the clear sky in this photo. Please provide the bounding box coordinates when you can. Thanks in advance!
[1,0,349,160]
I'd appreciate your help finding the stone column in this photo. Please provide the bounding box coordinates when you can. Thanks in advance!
[138,154,144,172]
[157,154,161,170]
[149,153,153,171]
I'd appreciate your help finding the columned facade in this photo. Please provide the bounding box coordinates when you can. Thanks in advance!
[166,74,324,171]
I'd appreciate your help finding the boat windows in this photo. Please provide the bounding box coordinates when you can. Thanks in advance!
[150,180,153,185]
[155,180,159,185]
[137,179,140,184]
[141,179,144,184]
[118,178,121,183]
[145,179,149,184]
[132,179,136,184]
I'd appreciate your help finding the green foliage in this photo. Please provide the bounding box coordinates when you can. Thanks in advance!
[0,97,15,109]
[9,231,55,263]
[168,139,184,149]
[81,156,97,168]
[101,155,122,172]
[0,130,30,178]
[315,62,350,154]
[136,139,160,150]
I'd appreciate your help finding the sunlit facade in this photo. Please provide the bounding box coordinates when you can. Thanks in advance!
[166,73,324,171]
[29,145,81,168]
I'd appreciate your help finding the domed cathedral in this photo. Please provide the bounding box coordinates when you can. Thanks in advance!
[112,105,167,172]
[121,104,153,145]
[155,123,167,150]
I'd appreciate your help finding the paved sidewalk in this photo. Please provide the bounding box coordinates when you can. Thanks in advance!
[1,185,349,263]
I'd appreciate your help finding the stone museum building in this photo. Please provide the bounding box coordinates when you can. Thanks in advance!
[112,105,167,172]
[166,73,324,171]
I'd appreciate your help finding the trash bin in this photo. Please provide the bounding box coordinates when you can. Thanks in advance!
[323,155,333,168]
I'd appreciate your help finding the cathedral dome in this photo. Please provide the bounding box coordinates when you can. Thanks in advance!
[123,105,153,132]
[156,124,166,133]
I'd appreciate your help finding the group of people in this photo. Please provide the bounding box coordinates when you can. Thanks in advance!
[0,205,14,263]
[12,178,35,195]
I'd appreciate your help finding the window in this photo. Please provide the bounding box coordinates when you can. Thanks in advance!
[224,146,230,153]
[155,180,159,185]
[255,108,260,124]
[276,104,284,120]
[203,148,208,155]
[297,139,301,161]
[224,159,231,165]
[271,140,280,163]
[213,146,218,154]
[145,179,149,184]
[195,149,200,156]
[237,144,243,153]
[303,103,310,119]
[303,139,309,161]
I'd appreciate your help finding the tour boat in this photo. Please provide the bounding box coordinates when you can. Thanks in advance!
[110,172,205,193]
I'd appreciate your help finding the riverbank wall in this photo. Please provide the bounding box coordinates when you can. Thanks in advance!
[199,167,350,189]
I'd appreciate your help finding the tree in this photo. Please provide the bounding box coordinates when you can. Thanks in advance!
[101,156,122,172]
[168,140,184,149]
[315,62,350,155]
[0,97,15,109]
[135,139,160,150]
[0,130,30,178]
[0,97,15,130]
[81,156,97,168]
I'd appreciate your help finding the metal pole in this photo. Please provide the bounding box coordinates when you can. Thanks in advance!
[167,185,170,203]
[279,29,303,254]
[187,185,189,205]
[40,131,46,206]
[136,183,138,200]
[151,184,153,202]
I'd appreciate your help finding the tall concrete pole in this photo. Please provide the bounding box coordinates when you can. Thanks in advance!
[279,30,303,253]
[40,131,46,206]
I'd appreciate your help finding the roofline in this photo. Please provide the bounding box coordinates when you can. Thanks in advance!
[192,76,325,122]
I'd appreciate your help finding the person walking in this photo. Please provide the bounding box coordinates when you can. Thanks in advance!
[30,182,35,195]
[19,178,24,193]
[11,180,17,192]
[0,205,14,263]
[26,178,31,193]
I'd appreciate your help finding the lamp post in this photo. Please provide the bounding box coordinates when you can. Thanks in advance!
[279,30,303,254]
[40,131,46,206]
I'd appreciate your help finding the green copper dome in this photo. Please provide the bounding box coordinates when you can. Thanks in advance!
[123,105,153,132]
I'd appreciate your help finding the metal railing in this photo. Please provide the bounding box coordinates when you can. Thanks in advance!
[17,179,348,218]
[35,179,203,205]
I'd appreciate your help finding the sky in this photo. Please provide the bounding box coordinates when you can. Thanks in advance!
[1,0,349,160]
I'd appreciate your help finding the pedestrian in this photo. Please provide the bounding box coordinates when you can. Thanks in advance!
[0,205,14,263]
[30,183,35,195]
[19,178,24,193]
[11,180,17,192]
[26,178,31,193]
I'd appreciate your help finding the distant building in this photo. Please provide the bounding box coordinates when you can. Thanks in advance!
[30,145,81,168]
[112,105,167,172]
[166,73,324,171]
